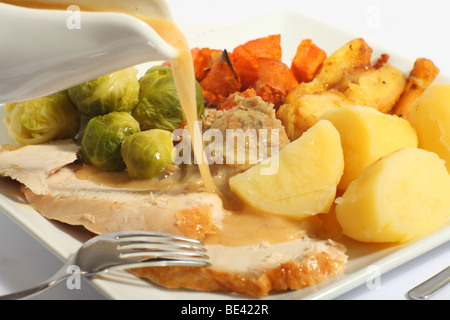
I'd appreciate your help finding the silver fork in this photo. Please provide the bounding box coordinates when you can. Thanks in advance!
[406,266,450,300]
[0,231,210,300]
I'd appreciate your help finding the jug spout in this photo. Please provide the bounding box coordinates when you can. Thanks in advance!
[0,3,177,103]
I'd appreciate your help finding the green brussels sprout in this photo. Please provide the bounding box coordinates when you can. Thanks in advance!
[132,66,204,132]
[68,67,140,117]
[4,91,80,146]
[81,111,140,171]
[121,129,174,180]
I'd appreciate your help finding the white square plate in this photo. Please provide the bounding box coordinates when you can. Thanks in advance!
[0,11,449,300]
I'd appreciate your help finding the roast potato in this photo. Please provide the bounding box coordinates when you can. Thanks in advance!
[277,90,352,141]
[344,63,407,113]
[391,58,440,119]
[285,38,373,102]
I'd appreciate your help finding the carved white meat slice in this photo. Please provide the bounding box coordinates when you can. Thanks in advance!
[0,141,225,239]
[130,237,348,297]
[21,166,225,238]
[0,140,79,195]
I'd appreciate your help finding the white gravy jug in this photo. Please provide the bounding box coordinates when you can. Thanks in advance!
[0,2,176,103]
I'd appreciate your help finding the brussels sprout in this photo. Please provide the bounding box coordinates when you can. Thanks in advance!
[4,91,80,146]
[132,66,204,132]
[121,129,174,180]
[81,111,140,171]
[68,67,140,117]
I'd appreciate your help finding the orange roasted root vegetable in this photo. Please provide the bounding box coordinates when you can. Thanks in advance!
[291,39,327,83]
[191,47,223,82]
[163,47,222,81]
[391,58,440,119]
[254,57,299,109]
[200,50,241,107]
[216,88,258,111]
[232,35,282,90]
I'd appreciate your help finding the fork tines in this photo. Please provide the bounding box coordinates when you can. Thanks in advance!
[115,231,204,245]
[115,231,206,250]
[113,231,210,267]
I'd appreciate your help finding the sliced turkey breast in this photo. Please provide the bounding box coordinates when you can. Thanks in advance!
[21,165,225,238]
[130,237,347,297]
[0,140,79,195]
[0,140,226,239]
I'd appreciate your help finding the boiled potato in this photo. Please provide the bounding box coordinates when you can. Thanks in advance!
[321,105,418,190]
[336,147,450,243]
[277,90,352,141]
[229,120,344,219]
[409,84,450,173]
[344,64,406,113]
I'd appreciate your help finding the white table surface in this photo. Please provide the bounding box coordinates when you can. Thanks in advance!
[0,0,449,300]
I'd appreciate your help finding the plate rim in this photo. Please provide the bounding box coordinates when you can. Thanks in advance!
[0,10,449,300]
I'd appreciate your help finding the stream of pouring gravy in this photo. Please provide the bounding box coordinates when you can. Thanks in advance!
[146,17,218,194]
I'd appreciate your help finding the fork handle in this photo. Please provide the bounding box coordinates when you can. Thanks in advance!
[407,266,450,300]
[0,263,72,300]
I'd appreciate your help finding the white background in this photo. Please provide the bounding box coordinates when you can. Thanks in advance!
[0,0,449,300]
